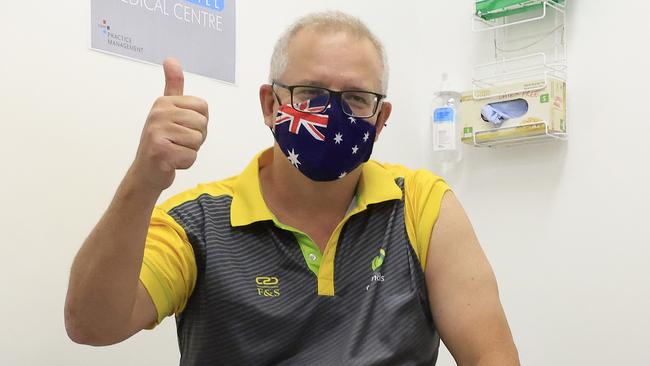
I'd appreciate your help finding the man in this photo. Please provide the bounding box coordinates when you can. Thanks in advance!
[65,11,519,366]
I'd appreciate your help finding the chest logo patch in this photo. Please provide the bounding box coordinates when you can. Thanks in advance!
[255,276,280,297]
[371,248,386,271]
[366,248,386,291]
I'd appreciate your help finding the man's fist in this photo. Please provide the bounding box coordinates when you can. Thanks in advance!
[130,58,209,191]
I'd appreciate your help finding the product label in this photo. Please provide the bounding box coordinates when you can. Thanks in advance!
[540,93,549,103]
[434,107,454,123]
[433,107,455,151]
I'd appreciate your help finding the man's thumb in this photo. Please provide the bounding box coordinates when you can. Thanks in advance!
[163,57,184,96]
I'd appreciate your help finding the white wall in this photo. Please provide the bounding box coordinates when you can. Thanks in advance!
[2,1,649,365]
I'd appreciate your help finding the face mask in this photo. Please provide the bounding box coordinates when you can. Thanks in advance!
[271,95,377,181]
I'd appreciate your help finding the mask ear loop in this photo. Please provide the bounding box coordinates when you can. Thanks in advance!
[377,101,386,127]
[272,89,283,106]
[270,84,284,133]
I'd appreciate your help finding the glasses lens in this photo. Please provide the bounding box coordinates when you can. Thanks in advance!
[292,86,329,111]
[342,91,378,118]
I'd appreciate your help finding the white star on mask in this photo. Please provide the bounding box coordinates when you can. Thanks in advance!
[338,172,347,179]
[363,132,370,142]
[287,148,301,167]
[352,145,359,154]
[334,133,343,144]
[348,117,356,124]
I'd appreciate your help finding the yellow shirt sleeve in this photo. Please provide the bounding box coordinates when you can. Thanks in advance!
[404,169,450,271]
[383,165,450,271]
[139,207,197,327]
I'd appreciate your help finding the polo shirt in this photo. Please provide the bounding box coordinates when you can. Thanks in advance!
[140,148,450,365]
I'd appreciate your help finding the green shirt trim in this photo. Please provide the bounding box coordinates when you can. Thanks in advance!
[271,218,323,276]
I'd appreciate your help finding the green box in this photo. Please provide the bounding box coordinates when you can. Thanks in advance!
[475,0,564,21]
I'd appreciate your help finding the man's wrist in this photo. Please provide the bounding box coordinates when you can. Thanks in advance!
[119,166,164,206]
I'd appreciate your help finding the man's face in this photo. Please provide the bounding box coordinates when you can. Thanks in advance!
[262,27,390,130]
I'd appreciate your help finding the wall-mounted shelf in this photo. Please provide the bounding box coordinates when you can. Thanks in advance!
[462,0,567,148]
[467,120,566,147]
[472,52,566,100]
[473,0,565,32]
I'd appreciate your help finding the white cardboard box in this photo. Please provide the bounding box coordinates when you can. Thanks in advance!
[460,77,566,145]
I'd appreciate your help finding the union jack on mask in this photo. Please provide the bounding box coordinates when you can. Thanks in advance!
[272,95,376,181]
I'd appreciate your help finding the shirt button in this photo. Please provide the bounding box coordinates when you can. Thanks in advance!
[309,253,317,261]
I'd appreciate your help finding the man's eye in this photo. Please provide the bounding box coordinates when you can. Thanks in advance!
[296,88,324,99]
[346,94,372,106]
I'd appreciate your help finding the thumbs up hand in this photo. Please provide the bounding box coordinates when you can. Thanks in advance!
[129,58,209,191]
[163,57,185,97]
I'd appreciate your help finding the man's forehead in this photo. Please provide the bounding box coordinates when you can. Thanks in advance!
[283,28,383,91]
[289,26,378,54]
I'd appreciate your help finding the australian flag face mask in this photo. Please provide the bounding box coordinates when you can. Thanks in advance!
[272,95,377,182]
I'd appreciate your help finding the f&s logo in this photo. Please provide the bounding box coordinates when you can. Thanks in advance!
[255,276,280,297]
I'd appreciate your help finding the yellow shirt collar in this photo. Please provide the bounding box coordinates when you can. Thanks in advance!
[230,148,403,227]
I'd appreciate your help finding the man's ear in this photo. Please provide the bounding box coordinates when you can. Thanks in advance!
[259,84,277,128]
[373,101,392,139]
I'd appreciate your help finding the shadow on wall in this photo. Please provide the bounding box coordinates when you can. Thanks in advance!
[428,140,569,217]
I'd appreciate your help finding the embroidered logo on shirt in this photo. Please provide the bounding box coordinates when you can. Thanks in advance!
[371,248,386,271]
[366,248,386,291]
[255,276,280,297]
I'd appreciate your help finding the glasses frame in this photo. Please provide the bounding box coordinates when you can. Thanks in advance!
[272,81,386,119]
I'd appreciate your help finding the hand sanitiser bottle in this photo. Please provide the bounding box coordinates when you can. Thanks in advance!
[432,73,462,168]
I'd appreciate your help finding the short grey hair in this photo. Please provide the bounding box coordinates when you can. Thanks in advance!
[269,11,389,94]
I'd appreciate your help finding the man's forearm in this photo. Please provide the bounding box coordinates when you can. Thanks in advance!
[64,168,161,342]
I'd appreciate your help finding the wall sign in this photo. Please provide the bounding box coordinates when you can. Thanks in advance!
[91,0,236,83]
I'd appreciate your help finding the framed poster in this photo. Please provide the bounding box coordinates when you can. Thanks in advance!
[91,0,236,83]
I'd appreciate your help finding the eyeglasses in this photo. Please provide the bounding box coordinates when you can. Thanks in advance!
[272,81,385,119]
